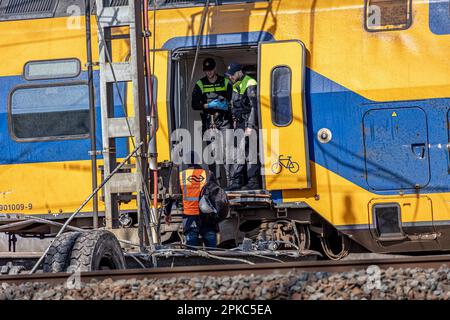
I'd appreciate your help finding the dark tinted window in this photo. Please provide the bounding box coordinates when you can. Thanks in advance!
[104,0,269,7]
[10,83,90,141]
[271,66,292,127]
[365,0,412,32]
[374,204,402,236]
[147,0,268,8]
[0,0,58,21]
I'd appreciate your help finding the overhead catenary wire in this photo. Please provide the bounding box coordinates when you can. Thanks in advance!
[188,0,211,88]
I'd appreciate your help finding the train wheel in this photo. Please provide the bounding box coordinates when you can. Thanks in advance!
[67,230,125,272]
[295,224,311,251]
[43,231,82,273]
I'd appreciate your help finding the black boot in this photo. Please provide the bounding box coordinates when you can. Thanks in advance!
[242,178,261,191]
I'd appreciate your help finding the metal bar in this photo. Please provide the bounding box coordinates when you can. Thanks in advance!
[21,215,86,233]
[129,0,151,252]
[0,217,85,233]
[0,220,38,232]
[85,0,99,229]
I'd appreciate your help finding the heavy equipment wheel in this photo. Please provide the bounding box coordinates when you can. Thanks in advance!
[67,230,125,272]
[43,231,82,273]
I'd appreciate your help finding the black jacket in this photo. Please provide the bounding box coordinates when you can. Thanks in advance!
[231,75,258,129]
[192,75,233,128]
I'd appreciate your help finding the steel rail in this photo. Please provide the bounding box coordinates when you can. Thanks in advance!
[3,254,450,286]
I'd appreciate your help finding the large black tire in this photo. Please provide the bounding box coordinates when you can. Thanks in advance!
[67,230,125,272]
[43,232,82,273]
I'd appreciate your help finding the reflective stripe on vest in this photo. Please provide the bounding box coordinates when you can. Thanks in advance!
[179,168,208,215]
[197,78,229,94]
[233,75,257,95]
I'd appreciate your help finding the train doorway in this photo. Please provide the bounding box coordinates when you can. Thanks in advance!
[171,45,259,188]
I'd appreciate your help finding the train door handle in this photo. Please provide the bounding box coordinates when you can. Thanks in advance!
[411,143,426,159]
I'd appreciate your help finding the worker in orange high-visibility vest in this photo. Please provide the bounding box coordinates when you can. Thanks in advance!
[164,151,218,248]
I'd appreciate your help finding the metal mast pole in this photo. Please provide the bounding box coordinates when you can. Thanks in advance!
[85,0,99,229]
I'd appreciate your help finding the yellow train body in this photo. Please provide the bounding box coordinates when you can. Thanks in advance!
[0,0,449,253]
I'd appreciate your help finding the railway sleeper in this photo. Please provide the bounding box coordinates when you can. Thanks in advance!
[0,262,26,275]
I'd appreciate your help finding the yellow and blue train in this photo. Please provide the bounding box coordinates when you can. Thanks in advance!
[0,0,449,258]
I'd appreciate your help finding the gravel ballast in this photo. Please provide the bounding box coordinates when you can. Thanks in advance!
[2,265,450,300]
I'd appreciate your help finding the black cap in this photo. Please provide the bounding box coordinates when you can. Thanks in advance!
[224,63,242,77]
[202,58,216,71]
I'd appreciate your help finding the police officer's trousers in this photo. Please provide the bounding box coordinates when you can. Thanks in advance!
[229,118,261,185]
[203,124,232,186]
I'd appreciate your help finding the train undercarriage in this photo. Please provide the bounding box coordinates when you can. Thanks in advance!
[0,186,359,274]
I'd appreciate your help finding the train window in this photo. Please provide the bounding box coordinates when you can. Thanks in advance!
[271,66,293,127]
[0,0,58,21]
[365,0,412,32]
[24,59,81,81]
[146,0,269,9]
[373,203,403,238]
[9,82,90,141]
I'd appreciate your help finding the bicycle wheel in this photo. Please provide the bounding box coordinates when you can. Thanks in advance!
[271,162,282,174]
[289,162,300,173]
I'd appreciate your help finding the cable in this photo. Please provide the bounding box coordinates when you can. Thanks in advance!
[151,248,255,265]
[319,234,351,261]
[125,253,146,268]
[187,0,211,100]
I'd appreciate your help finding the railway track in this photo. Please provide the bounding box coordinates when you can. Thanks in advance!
[2,254,450,286]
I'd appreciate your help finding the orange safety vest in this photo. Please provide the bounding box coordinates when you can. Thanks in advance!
[179,168,208,215]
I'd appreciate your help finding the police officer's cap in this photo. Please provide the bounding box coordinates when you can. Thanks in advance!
[203,58,216,71]
[224,63,243,77]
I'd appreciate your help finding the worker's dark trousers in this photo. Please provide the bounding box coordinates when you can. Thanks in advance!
[203,124,232,186]
[183,216,217,248]
[230,118,261,185]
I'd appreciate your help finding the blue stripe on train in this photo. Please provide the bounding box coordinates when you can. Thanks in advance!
[0,30,449,196]
[0,67,449,195]
[305,71,450,195]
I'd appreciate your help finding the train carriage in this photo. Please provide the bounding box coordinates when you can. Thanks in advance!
[0,0,449,260]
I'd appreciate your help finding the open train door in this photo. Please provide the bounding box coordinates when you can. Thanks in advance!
[258,40,310,190]
[149,50,171,162]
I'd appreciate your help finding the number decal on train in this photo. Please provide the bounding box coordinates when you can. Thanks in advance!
[0,203,33,211]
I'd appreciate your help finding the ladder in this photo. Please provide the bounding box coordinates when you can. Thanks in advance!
[95,0,150,243]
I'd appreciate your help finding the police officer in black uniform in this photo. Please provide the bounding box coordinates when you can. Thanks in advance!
[192,58,233,186]
[225,63,261,191]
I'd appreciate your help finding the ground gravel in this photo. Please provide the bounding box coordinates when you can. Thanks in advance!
[2,265,450,300]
